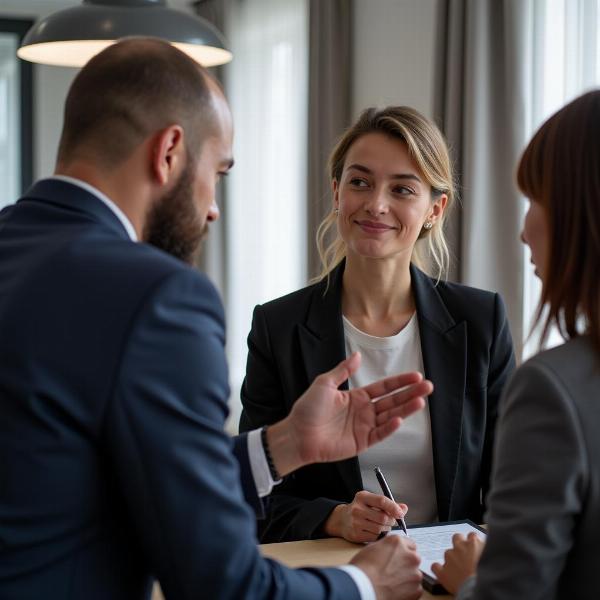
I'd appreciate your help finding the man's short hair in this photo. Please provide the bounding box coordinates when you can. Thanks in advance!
[57,37,216,168]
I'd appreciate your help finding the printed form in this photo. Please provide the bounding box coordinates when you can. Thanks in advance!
[391,521,486,579]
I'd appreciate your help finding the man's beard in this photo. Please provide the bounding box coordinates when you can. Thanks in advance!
[143,163,207,265]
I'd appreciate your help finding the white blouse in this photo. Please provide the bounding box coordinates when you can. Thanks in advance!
[343,313,438,524]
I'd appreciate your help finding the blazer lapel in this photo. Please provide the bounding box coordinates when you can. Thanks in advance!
[411,265,467,521]
[298,262,363,497]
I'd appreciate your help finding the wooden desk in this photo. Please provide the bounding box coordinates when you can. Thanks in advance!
[152,537,451,599]
[260,538,451,599]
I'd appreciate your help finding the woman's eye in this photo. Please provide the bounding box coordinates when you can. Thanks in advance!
[349,178,368,187]
[393,185,414,195]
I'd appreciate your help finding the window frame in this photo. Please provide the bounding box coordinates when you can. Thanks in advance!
[0,17,34,194]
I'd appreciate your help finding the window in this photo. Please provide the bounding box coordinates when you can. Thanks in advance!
[0,19,33,208]
[224,0,308,430]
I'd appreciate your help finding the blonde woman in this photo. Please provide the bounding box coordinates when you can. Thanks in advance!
[240,106,515,544]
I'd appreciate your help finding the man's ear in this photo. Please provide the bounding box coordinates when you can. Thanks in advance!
[151,125,185,186]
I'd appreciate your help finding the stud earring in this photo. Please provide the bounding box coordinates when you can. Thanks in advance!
[334,208,339,215]
[423,221,433,230]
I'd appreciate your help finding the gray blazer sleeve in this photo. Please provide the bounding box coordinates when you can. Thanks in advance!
[460,359,588,600]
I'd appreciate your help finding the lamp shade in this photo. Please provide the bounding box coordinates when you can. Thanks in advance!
[17,0,232,68]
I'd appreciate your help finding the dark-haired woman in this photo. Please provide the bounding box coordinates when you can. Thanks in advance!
[239,106,515,544]
[432,90,600,599]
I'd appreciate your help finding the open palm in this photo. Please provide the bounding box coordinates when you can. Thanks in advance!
[288,352,433,465]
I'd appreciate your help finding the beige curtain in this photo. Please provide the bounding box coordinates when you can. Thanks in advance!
[306,0,353,279]
[437,0,534,357]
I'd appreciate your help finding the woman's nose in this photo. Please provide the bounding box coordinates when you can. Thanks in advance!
[364,187,388,215]
[520,229,527,246]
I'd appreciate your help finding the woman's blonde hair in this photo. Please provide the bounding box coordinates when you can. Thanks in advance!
[313,106,456,283]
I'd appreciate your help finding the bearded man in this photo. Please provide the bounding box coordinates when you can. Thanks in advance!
[0,38,431,600]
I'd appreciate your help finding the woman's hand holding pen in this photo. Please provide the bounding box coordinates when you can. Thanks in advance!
[324,491,408,543]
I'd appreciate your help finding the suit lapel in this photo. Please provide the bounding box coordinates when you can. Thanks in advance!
[298,269,346,386]
[411,265,466,521]
[298,262,363,496]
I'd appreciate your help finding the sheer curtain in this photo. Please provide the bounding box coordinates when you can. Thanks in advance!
[438,0,600,360]
[224,0,308,431]
[522,0,600,358]
[306,0,352,279]
[436,0,534,358]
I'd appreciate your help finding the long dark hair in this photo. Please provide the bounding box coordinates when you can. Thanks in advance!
[517,90,600,352]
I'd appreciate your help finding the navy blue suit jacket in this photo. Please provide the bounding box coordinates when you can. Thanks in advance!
[0,180,359,600]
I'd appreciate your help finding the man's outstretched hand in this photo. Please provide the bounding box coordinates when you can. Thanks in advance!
[266,352,433,476]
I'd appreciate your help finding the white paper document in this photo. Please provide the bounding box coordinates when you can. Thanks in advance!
[391,521,486,579]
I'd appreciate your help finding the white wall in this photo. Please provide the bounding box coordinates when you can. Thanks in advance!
[352,0,442,119]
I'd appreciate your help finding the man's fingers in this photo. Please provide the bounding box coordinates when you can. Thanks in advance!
[322,352,361,388]
[431,562,443,577]
[362,371,424,400]
[401,538,418,552]
[369,418,402,445]
[373,380,433,413]
[375,397,426,426]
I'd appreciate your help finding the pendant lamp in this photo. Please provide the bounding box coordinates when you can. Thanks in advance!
[17,0,232,68]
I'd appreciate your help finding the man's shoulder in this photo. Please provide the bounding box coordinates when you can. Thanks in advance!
[81,239,216,297]
[54,237,223,328]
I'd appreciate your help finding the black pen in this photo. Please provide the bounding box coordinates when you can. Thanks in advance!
[374,466,409,536]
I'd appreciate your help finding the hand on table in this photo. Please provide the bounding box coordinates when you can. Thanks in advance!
[431,532,485,595]
[351,534,422,600]
[266,352,433,476]
[324,491,408,543]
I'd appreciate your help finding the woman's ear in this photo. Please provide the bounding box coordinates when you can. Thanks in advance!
[332,178,340,211]
[428,193,448,223]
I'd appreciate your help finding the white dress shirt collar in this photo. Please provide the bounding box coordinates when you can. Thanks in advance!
[47,175,138,242]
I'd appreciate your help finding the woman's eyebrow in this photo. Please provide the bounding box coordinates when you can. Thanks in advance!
[347,163,422,183]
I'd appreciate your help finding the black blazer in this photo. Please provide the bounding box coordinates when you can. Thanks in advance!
[240,261,515,542]
[0,180,359,600]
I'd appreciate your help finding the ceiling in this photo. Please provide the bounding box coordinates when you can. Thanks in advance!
[1,0,194,20]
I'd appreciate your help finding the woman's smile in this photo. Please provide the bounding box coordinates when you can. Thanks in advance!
[354,219,397,234]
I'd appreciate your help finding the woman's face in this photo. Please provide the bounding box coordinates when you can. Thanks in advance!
[521,199,549,282]
[333,132,445,262]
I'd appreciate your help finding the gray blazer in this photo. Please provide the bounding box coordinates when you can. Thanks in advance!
[458,335,600,600]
